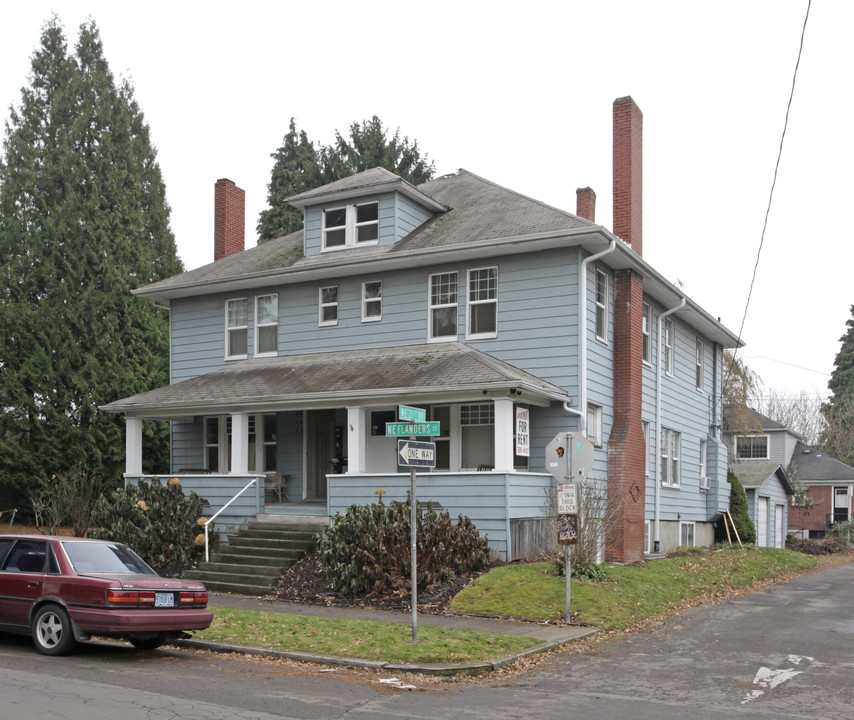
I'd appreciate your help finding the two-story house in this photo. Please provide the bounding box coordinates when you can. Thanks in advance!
[104,97,740,562]
[727,408,854,541]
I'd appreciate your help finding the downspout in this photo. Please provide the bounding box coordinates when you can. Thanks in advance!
[563,239,617,433]
[653,296,685,552]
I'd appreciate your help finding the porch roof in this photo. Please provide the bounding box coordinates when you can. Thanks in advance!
[102,343,571,418]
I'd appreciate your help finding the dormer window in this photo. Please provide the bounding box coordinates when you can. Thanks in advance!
[323,202,379,250]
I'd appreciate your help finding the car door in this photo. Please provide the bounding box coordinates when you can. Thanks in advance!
[0,539,49,628]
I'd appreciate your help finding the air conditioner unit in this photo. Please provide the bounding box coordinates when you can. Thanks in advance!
[700,476,711,491]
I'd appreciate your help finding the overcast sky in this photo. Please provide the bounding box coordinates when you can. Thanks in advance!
[3,1,851,400]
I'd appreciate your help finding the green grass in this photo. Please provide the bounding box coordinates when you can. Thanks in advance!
[192,608,537,664]
[451,546,821,630]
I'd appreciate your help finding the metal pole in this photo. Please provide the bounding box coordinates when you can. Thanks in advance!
[565,544,571,624]
[410,460,418,643]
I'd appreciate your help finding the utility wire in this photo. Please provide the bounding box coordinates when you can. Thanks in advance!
[722,0,812,398]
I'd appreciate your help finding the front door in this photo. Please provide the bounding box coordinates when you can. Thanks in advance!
[306,410,336,500]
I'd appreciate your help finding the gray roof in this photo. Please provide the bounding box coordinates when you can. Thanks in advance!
[731,462,793,495]
[102,343,570,417]
[789,440,854,485]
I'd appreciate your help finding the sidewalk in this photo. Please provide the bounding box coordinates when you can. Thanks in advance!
[174,593,598,675]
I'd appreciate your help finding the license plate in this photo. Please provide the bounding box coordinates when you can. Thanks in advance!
[155,592,175,607]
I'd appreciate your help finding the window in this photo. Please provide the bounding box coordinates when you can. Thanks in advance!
[736,435,768,459]
[587,404,603,447]
[248,414,277,473]
[664,318,675,375]
[205,417,221,472]
[461,403,494,468]
[700,439,708,488]
[642,303,651,364]
[695,338,704,390]
[595,268,608,341]
[255,294,278,356]
[323,202,379,249]
[660,427,681,487]
[429,272,458,340]
[362,281,382,322]
[431,406,451,471]
[680,521,695,547]
[226,298,248,359]
[319,286,338,326]
[643,421,650,477]
[467,267,497,338]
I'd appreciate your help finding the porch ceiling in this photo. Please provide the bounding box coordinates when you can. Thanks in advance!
[101,343,571,418]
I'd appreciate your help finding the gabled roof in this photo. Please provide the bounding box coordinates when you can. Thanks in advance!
[744,408,791,433]
[731,461,793,495]
[101,343,570,418]
[789,440,854,485]
[134,168,741,347]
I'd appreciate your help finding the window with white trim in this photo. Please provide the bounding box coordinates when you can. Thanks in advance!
[362,281,382,322]
[587,404,603,447]
[255,294,278,356]
[429,272,458,340]
[595,268,608,341]
[205,417,221,472]
[700,439,708,487]
[664,318,675,375]
[226,298,248,359]
[319,286,338,326]
[736,435,768,459]
[661,427,681,487]
[322,202,379,250]
[467,267,497,338]
[461,403,494,469]
[642,302,651,364]
[695,337,704,390]
[248,414,277,473]
[680,521,695,547]
[643,420,650,477]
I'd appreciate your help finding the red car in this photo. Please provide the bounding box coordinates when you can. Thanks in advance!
[0,534,213,655]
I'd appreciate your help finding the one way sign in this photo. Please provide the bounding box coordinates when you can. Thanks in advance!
[397,440,436,468]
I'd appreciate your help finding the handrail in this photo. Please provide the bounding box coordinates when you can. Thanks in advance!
[203,477,260,562]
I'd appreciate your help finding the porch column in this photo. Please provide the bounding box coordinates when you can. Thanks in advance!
[125,416,143,475]
[493,397,514,472]
[347,406,366,473]
[231,412,249,474]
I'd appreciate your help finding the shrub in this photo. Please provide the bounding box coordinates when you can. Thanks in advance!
[318,500,491,596]
[89,477,209,576]
[786,535,848,555]
[825,521,854,545]
[725,471,756,544]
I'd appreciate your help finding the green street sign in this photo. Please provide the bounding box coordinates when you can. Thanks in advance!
[385,421,441,437]
[398,405,426,423]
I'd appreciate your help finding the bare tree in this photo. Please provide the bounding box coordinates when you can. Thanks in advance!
[756,388,826,446]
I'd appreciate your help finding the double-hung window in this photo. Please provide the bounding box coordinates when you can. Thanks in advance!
[323,202,379,250]
[595,268,608,341]
[248,414,277,472]
[664,318,675,375]
[695,338,704,390]
[467,267,497,338]
[255,294,278,356]
[362,281,382,322]
[642,303,651,364]
[319,286,338,326]
[226,298,248,359]
[661,427,681,487]
[429,272,458,340]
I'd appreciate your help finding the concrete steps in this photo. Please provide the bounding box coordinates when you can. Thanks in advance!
[185,521,320,595]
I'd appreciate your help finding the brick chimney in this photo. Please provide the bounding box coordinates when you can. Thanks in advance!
[612,96,642,256]
[214,178,245,261]
[607,96,645,564]
[576,187,596,222]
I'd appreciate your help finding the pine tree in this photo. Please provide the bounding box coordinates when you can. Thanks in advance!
[0,18,183,507]
[257,116,435,242]
[821,305,854,465]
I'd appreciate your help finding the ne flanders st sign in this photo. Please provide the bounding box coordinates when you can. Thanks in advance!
[398,440,436,468]
[386,422,441,437]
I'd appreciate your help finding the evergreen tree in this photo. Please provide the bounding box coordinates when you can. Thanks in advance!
[821,305,854,465]
[0,18,183,507]
[257,116,435,242]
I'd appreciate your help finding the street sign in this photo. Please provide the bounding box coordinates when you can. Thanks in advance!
[557,513,578,545]
[557,482,579,515]
[385,421,441,437]
[398,404,426,423]
[397,440,436,467]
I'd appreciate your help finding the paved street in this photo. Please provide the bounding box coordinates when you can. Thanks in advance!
[2,561,854,719]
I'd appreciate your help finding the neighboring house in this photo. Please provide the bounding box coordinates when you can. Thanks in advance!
[725,408,854,540]
[729,462,792,548]
[104,97,740,562]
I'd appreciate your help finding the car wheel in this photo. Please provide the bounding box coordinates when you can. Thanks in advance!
[130,636,165,651]
[32,604,77,656]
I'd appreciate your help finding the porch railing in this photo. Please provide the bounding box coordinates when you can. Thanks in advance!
[202,477,260,562]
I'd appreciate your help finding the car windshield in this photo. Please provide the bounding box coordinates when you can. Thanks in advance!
[61,541,157,576]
